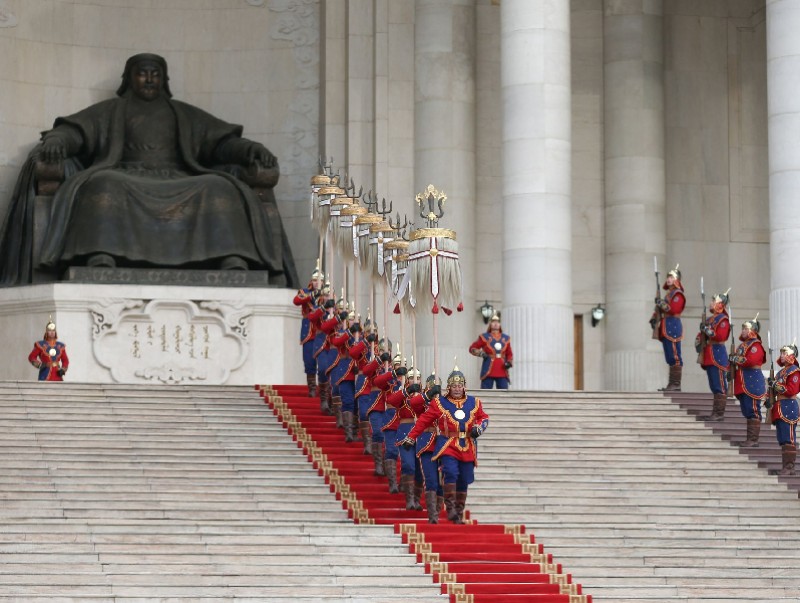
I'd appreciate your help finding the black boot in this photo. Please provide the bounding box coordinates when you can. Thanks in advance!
[425,491,439,524]
[700,393,727,422]
[454,490,468,524]
[737,418,761,448]
[306,373,317,397]
[443,483,458,523]
[372,444,385,477]
[385,458,399,494]
[359,421,372,455]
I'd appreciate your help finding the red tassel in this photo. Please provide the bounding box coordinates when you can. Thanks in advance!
[442,306,453,316]
[432,301,439,314]
[457,302,464,312]
[393,303,401,314]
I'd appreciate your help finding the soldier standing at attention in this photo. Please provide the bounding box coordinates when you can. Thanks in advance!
[652,265,686,392]
[29,318,69,381]
[767,343,800,476]
[469,311,513,389]
[698,291,731,421]
[729,316,767,447]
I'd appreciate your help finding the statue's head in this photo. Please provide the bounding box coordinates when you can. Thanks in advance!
[117,53,172,99]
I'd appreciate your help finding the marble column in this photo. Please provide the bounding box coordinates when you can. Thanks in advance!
[501,0,572,390]
[603,0,666,391]
[413,0,478,383]
[767,0,800,346]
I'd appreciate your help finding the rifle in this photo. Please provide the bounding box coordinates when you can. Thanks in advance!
[766,330,776,410]
[650,256,661,339]
[727,303,736,385]
[696,276,708,362]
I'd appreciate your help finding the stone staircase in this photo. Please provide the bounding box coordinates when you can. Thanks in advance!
[5,381,800,601]
[467,390,800,602]
[0,382,438,602]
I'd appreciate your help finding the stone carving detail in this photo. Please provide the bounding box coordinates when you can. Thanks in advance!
[89,299,252,384]
[0,1,18,28]
[269,0,319,199]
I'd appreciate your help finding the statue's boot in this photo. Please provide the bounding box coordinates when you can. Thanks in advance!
[425,491,439,524]
[454,490,468,525]
[372,444,385,477]
[306,373,317,398]
[359,421,372,455]
[700,393,727,422]
[385,458,399,494]
[737,418,761,448]
[342,411,355,443]
[443,484,459,523]
[87,253,116,268]
[769,444,797,476]
[402,475,415,510]
[412,482,424,511]
[219,255,248,270]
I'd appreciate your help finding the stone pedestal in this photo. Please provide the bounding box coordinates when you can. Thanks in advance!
[0,284,303,386]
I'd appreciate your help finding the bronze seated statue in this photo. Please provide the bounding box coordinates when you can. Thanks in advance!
[0,53,298,287]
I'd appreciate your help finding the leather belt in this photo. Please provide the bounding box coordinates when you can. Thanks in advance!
[399,418,415,424]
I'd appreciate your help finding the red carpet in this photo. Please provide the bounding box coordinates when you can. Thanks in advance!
[257,384,591,603]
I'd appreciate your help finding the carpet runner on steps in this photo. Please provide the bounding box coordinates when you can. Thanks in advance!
[257,384,591,603]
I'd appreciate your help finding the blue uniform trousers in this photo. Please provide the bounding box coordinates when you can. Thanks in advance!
[339,380,355,413]
[736,393,762,421]
[705,365,728,395]
[481,377,509,389]
[439,455,475,492]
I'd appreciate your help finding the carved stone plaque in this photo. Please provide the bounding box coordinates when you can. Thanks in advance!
[90,299,252,384]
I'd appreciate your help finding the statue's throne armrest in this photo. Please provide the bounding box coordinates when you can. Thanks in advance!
[31,160,65,282]
[225,163,281,220]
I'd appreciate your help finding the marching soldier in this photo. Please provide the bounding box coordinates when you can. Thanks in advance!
[729,316,767,447]
[351,318,380,455]
[384,365,425,509]
[28,318,69,381]
[331,308,359,442]
[469,311,513,389]
[413,374,444,523]
[652,265,685,391]
[698,292,731,421]
[373,352,407,492]
[767,343,800,476]
[292,260,323,396]
[309,286,338,415]
[401,365,489,524]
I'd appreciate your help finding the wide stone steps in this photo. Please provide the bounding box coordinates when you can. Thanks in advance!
[467,389,800,602]
[0,382,440,601]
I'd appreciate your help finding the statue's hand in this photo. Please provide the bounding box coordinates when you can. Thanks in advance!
[248,144,277,169]
[40,138,67,164]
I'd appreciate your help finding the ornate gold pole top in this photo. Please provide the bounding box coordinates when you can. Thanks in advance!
[415,184,447,228]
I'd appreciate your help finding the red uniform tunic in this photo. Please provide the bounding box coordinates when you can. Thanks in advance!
[408,393,489,463]
[28,339,69,381]
[732,338,767,398]
[700,311,730,368]
[383,386,426,431]
[292,287,317,344]
[469,332,513,380]
[331,330,357,384]
[658,286,686,341]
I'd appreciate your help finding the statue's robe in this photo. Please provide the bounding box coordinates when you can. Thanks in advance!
[0,92,298,286]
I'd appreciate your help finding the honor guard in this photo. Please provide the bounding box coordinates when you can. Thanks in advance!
[384,364,425,509]
[412,374,444,523]
[653,265,685,391]
[350,317,380,455]
[292,259,323,396]
[330,308,360,442]
[28,318,69,381]
[326,296,349,428]
[698,291,731,421]
[401,364,489,524]
[767,343,800,476]
[469,311,513,389]
[373,351,407,492]
[310,285,338,415]
[728,316,767,447]
[364,350,398,477]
